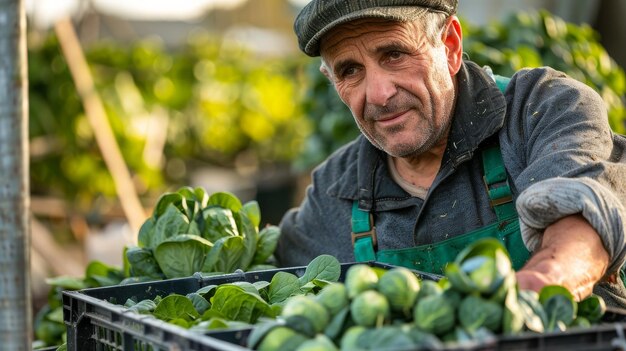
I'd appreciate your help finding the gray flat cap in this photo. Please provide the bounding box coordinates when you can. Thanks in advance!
[294,0,458,57]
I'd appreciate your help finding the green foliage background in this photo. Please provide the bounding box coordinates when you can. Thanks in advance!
[29,32,312,218]
[462,10,625,134]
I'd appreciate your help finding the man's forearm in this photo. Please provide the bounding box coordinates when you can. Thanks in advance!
[517,214,609,300]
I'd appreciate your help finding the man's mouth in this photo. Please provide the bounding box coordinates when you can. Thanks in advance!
[375,110,409,126]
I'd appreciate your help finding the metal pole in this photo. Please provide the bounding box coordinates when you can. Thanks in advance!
[0,0,32,349]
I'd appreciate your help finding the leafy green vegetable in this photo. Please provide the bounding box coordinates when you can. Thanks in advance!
[207,191,243,212]
[125,298,157,314]
[128,186,281,278]
[298,254,342,286]
[125,246,163,279]
[253,226,281,265]
[152,204,192,247]
[153,294,200,322]
[202,236,246,273]
[200,207,239,242]
[36,186,283,348]
[209,285,274,323]
[267,271,301,304]
[242,201,261,228]
[154,234,213,278]
[44,276,88,291]
[539,285,577,331]
[186,293,211,315]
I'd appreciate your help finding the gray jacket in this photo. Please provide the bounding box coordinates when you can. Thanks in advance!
[277,61,626,307]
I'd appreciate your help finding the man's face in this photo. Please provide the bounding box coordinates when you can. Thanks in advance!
[320,18,459,158]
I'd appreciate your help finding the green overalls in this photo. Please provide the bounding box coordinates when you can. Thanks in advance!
[351,75,530,274]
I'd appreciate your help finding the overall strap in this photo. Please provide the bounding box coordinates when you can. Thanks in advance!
[484,72,516,220]
[352,201,376,262]
[482,145,517,220]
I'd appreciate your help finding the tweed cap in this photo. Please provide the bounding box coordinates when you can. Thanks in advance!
[294,0,458,57]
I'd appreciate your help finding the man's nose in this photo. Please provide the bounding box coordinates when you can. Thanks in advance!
[365,67,397,107]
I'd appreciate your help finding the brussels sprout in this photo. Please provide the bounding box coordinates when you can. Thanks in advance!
[257,326,308,351]
[442,288,463,310]
[354,325,416,350]
[577,294,606,323]
[442,326,496,344]
[539,285,577,331]
[315,283,349,316]
[571,316,591,328]
[295,334,338,351]
[517,289,547,333]
[324,306,350,340]
[445,238,512,295]
[490,272,517,304]
[340,326,367,351]
[281,295,330,334]
[344,264,379,298]
[458,295,503,332]
[502,286,525,334]
[350,290,390,327]
[377,267,420,316]
[414,294,455,335]
[402,324,444,349]
[416,279,443,300]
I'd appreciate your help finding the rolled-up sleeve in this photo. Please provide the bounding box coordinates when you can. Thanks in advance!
[501,67,626,276]
[516,177,626,275]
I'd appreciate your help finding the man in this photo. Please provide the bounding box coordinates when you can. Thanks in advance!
[276,0,626,306]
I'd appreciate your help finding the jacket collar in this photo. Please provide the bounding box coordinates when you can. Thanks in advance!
[328,61,507,210]
[443,61,507,168]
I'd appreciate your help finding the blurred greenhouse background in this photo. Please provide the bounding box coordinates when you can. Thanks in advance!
[16,0,626,347]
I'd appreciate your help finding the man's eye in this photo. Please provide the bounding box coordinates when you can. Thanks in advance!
[388,51,404,60]
[340,66,358,78]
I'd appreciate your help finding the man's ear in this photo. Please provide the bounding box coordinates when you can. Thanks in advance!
[319,61,333,80]
[442,16,463,76]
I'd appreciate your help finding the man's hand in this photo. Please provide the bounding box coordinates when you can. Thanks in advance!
[516,214,609,301]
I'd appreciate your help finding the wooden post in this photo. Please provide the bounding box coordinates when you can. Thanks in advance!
[54,17,146,236]
[0,0,32,349]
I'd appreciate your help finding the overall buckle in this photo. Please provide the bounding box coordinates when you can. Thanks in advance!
[483,175,513,208]
[351,213,377,249]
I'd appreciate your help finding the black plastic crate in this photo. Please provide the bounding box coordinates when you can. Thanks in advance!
[63,261,440,351]
[493,308,626,351]
[204,306,626,351]
[208,318,626,351]
[65,261,626,351]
